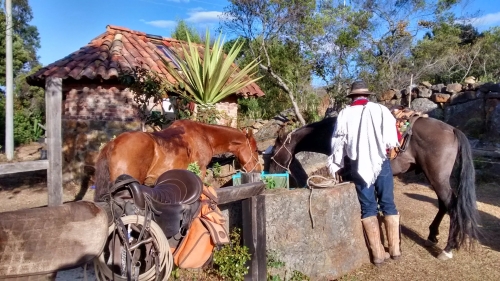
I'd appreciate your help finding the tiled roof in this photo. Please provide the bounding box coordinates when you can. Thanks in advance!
[27,25,264,98]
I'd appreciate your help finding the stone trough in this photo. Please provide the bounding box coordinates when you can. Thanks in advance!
[221,181,370,280]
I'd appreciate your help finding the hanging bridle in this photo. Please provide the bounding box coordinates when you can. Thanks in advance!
[270,130,295,173]
[241,137,260,173]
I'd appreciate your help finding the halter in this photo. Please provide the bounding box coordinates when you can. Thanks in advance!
[241,137,260,173]
[270,129,296,173]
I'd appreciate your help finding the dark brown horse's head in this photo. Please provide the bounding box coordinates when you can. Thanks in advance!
[269,126,294,174]
[236,128,262,173]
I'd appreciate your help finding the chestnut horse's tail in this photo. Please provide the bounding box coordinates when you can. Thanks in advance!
[93,141,114,202]
[450,128,480,250]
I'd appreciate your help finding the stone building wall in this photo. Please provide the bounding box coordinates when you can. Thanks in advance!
[61,83,142,187]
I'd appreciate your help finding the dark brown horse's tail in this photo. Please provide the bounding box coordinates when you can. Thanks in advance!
[450,128,481,250]
[93,141,114,202]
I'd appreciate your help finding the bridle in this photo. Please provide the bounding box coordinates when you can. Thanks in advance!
[241,137,260,173]
[270,130,295,173]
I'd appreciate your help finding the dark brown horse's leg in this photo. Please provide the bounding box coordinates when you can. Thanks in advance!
[426,199,447,246]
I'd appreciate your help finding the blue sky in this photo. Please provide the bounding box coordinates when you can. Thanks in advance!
[31,0,500,67]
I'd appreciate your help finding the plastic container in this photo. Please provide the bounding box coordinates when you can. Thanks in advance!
[232,171,289,189]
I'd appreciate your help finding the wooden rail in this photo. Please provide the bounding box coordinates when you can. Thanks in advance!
[0,77,63,207]
[216,173,267,281]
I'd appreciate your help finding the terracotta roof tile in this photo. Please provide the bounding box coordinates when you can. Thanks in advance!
[27,25,264,97]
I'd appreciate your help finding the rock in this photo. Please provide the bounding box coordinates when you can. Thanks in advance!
[464,76,476,84]
[411,98,438,114]
[450,91,477,105]
[490,83,500,93]
[446,83,463,93]
[431,93,451,103]
[377,89,396,101]
[485,99,500,141]
[252,122,264,129]
[486,92,500,99]
[431,83,446,93]
[479,82,494,93]
[445,99,485,138]
[420,81,432,88]
[417,86,432,98]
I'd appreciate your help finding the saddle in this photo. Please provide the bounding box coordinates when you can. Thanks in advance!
[388,105,428,159]
[110,169,203,240]
[0,201,108,279]
[109,169,229,269]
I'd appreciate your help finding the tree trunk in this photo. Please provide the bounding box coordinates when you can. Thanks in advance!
[259,64,306,125]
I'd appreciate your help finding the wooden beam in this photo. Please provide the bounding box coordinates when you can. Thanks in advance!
[241,173,266,281]
[216,182,265,205]
[45,77,63,206]
[0,160,49,175]
[242,195,267,281]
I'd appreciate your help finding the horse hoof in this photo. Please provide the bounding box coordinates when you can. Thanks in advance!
[424,239,437,247]
[437,250,453,260]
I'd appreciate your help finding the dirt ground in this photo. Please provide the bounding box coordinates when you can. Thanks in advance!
[0,170,499,281]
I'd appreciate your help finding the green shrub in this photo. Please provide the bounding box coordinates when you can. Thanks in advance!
[211,228,251,281]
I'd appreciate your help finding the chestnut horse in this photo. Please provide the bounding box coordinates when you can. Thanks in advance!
[94,119,262,201]
[269,116,480,260]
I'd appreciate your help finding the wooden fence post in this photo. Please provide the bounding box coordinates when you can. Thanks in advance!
[45,77,63,206]
[241,173,267,281]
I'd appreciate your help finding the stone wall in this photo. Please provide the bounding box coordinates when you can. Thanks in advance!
[377,81,500,141]
[220,183,370,280]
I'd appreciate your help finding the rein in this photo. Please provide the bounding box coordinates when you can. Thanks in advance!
[242,137,260,173]
[270,129,297,173]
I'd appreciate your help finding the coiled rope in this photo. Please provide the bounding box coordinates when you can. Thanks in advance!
[306,175,350,229]
[93,215,173,281]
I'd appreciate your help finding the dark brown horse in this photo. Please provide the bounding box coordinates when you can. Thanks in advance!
[269,116,480,260]
[94,119,262,201]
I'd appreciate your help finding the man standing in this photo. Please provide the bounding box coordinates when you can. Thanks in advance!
[327,81,401,266]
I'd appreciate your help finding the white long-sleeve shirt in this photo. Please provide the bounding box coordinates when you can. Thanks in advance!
[327,102,399,186]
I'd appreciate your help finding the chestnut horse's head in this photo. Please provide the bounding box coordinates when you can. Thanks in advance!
[237,128,262,173]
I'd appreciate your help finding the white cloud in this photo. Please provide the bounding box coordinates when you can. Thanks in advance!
[141,19,177,28]
[468,12,500,27]
[186,10,224,23]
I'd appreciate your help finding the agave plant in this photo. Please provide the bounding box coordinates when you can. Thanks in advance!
[160,30,261,106]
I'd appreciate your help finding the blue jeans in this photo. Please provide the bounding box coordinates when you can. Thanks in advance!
[351,159,398,219]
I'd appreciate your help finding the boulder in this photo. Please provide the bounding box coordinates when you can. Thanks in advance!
[485,99,500,141]
[420,81,432,88]
[377,89,396,101]
[490,83,500,93]
[417,86,432,98]
[464,76,476,84]
[479,82,494,93]
[445,99,485,139]
[449,91,477,105]
[446,83,463,94]
[411,98,438,114]
[431,93,451,103]
[486,92,500,99]
[431,83,446,93]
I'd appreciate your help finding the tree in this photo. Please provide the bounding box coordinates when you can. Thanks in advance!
[171,19,202,44]
[223,0,325,125]
[0,0,40,85]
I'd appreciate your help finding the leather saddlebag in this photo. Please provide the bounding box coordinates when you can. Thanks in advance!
[173,185,229,268]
